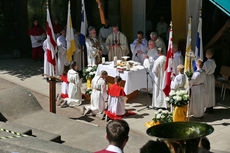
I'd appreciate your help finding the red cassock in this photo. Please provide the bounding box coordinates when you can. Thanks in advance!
[28,26,45,60]
[94,149,116,153]
[108,84,126,97]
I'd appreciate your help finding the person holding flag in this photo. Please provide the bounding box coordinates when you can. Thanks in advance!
[43,3,57,76]
[162,22,175,97]
[66,0,77,63]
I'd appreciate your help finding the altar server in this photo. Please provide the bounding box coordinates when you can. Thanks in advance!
[107,76,126,116]
[203,49,216,111]
[190,59,206,118]
[106,25,129,61]
[130,31,148,64]
[172,43,184,75]
[65,61,82,107]
[83,71,108,115]
[86,26,103,66]
[57,29,68,75]
[152,48,167,109]
[29,18,45,61]
[171,65,186,90]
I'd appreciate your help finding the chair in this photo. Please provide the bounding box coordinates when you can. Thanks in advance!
[216,65,230,100]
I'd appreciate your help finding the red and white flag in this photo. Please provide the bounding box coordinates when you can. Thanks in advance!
[163,22,175,96]
[46,6,57,76]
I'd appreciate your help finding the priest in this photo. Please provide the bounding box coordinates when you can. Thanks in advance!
[130,31,148,64]
[152,48,167,109]
[150,32,166,53]
[83,70,108,115]
[86,26,103,66]
[106,26,129,61]
[57,29,68,75]
[73,30,82,71]
[172,43,184,75]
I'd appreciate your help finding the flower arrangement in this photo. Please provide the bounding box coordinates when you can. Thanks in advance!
[185,71,193,80]
[152,109,173,124]
[85,88,92,97]
[166,90,189,107]
[83,66,97,80]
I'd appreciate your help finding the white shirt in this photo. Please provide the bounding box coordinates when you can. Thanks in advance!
[106,145,123,153]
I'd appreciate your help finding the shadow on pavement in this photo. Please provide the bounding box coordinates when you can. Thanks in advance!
[0,58,43,80]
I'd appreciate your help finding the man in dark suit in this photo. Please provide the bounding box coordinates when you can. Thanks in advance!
[94,119,130,153]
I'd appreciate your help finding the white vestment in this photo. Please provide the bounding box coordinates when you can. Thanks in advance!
[203,59,216,108]
[173,51,184,75]
[66,69,82,106]
[99,26,113,55]
[73,34,82,70]
[86,37,102,66]
[106,32,129,61]
[108,96,126,116]
[155,37,166,53]
[130,38,148,64]
[43,39,58,76]
[152,55,167,108]
[85,76,107,113]
[190,69,206,117]
[171,73,186,90]
[57,35,68,75]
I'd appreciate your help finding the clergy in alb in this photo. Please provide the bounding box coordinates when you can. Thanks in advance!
[106,26,129,61]
[66,62,82,107]
[172,43,184,75]
[150,32,166,53]
[84,71,108,115]
[203,49,216,111]
[190,59,206,118]
[152,48,167,109]
[57,29,68,75]
[73,30,82,71]
[144,40,159,70]
[86,26,103,66]
[130,31,148,64]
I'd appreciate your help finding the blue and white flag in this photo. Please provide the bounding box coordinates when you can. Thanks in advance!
[80,0,88,46]
[193,10,203,71]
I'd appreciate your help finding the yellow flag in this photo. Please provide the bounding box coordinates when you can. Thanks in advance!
[66,0,77,62]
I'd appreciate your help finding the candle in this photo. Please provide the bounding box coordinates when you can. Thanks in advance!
[102,57,105,64]
[114,56,117,66]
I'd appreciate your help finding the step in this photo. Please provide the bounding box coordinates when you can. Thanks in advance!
[0,121,32,135]
[0,141,46,153]
[0,121,61,143]
[0,136,90,153]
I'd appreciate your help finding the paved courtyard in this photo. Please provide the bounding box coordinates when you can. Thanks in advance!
[0,58,230,153]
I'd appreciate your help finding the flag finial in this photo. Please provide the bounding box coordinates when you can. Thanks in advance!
[46,0,48,8]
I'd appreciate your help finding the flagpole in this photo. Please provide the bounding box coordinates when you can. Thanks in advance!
[46,0,56,113]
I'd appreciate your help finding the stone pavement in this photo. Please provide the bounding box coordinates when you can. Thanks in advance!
[0,58,230,152]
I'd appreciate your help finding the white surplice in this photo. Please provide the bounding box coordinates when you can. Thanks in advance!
[173,51,184,75]
[130,38,148,64]
[99,26,113,55]
[108,96,126,116]
[190,69,206,117]
[73,34,82,71]
[203,59,216,108]
[152,55,167,108]
[57,35,68,75]
[65,69,82,106]
[106,32,129,61]
[171,73,186,90]
[85,76,107,113]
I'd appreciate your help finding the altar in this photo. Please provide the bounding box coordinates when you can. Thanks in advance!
[96,61,153,102]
